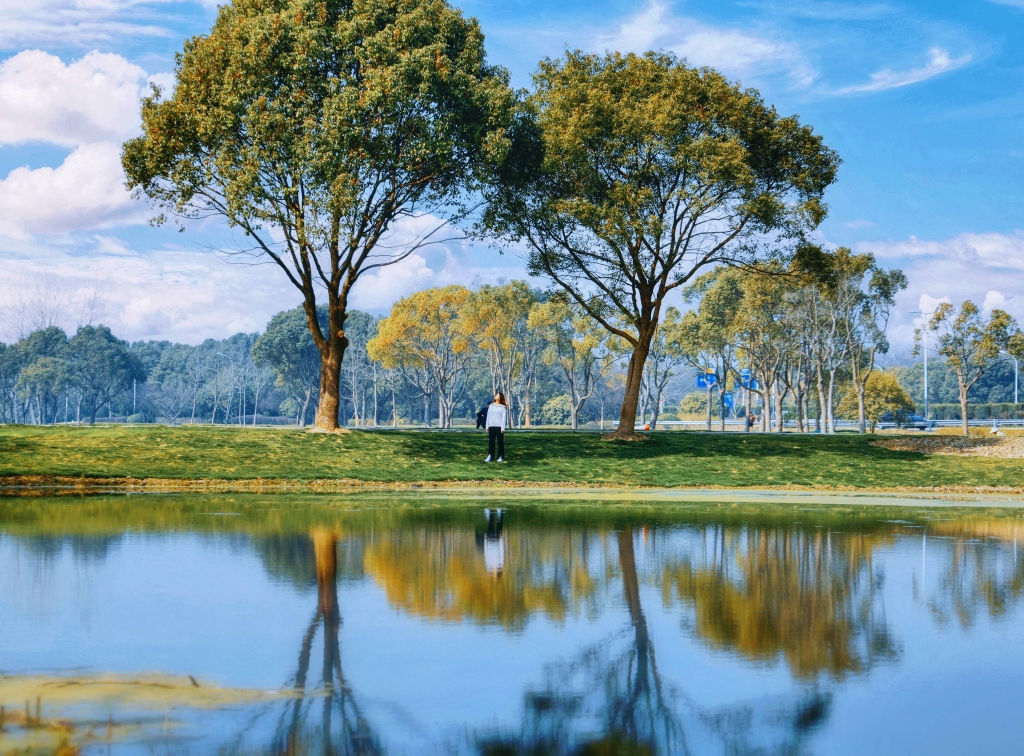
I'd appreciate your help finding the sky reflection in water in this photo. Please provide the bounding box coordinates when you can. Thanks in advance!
[1,494,1024,755]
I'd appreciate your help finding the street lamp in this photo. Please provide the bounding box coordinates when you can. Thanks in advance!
[1003,350,1019,406]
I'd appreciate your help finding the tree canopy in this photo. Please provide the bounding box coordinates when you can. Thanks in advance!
[483,51,840,437]
[123,0,517,430]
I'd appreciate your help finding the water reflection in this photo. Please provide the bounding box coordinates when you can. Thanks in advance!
[3,496,1024,754]
[660,526,898,678]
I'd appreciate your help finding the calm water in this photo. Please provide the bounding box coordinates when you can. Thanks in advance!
[2,493,1024,754]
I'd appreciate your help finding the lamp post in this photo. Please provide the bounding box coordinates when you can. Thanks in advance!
[1003,351,1019,406]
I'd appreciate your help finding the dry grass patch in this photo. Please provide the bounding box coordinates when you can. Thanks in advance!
[872,435,1024,458]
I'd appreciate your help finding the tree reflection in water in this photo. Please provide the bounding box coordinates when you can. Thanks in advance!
[473,528,833,756]
[660,526,900,678]
[920,519,1024,627]
[237,528,381,755]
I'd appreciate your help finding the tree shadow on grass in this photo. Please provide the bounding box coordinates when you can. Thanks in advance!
[373,430,917,469]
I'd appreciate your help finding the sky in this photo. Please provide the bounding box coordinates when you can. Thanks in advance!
[0,0,1021,346]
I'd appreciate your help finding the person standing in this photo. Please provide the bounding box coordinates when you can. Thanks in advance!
[484,392,508,463]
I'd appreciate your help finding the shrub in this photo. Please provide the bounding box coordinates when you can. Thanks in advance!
[836,372,914,432]
[541,395,572,425]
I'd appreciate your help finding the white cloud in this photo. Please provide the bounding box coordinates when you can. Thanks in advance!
[0,0,180,50]
[0,237,531,343]
[0,50,150,146]
[0,142,140,236]
[835,47,971,95]
[983,290,1007,312]
[0,50,167,236]
[597,1,815,87]
[858,231,1024,344]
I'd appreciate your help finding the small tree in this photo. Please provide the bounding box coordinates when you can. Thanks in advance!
[832,250,907,434]
[462,281,538,424]
[69,325,146,425]
[528,296,609,429]
[123,0,515,431]
[920,302,1018,436]
[836,372,913,432]
[252,306,325,427]
[367,286,473,428]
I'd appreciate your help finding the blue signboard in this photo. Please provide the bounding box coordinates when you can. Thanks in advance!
[696,372,718,389]
[722,391,734,409]
[740,368,751,383]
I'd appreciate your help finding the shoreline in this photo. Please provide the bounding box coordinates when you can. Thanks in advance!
[3,475,1024,504]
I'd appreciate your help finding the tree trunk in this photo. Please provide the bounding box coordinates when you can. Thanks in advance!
[960,389,970,437]
[613,336,652,439]
[826,370,837,433]
[314,339,345,431]
[705,385,713,432]
[856,386,867,434]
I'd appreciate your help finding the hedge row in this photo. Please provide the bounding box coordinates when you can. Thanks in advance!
[926,403,1024,420]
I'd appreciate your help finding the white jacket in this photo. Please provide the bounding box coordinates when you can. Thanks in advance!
[485,402,507,430]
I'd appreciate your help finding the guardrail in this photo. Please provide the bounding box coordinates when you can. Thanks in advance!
[635,418,1024,431]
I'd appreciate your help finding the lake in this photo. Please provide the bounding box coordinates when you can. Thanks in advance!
[2,491,1023,754]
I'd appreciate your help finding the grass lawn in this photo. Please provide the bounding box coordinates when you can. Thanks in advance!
[1,424,1023,490]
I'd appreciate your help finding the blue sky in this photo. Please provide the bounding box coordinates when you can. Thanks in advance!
[0,0,1021,345]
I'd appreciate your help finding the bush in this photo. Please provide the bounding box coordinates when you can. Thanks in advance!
[678,392,707,417]
[927,403,1024,420]
[126,413,151,424]
[836,372,914,432]
[541,395,572,425]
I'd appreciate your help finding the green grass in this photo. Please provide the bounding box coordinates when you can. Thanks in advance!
[1,424,1023,490]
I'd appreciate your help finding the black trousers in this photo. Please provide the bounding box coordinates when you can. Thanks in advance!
[488,426,505,459]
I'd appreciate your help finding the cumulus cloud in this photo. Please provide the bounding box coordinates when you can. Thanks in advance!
[0,50,164,236]
[0,50,150,146]
[835,47,971,95]
[597,1,814,87]
[858,231,1024,344]
[0,142,140,236]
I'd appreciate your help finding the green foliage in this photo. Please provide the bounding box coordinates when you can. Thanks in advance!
[122,0,516,429]
[678,392,708,417]
[836,372,914,432]
[69,326,147,425]
[252,306,326,426]
[540,394,572,425]
[921,301,1020,434]
[483,50,839,434]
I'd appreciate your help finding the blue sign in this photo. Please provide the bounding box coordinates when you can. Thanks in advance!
[696,372,718,389]
[722,391,734,409]
[740,368,751,382]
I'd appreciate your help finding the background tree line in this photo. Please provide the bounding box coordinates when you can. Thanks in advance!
[672,249,1024,435]
[3,267,1022,433]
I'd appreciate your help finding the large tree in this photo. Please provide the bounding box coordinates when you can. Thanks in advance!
[123,0,516,430]
[483,51,839,438]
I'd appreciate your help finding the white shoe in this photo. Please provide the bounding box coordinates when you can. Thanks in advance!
[484,455,492,463]
[497,457,504,463]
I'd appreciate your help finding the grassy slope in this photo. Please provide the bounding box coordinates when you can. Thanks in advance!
[1,425,1023,489]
